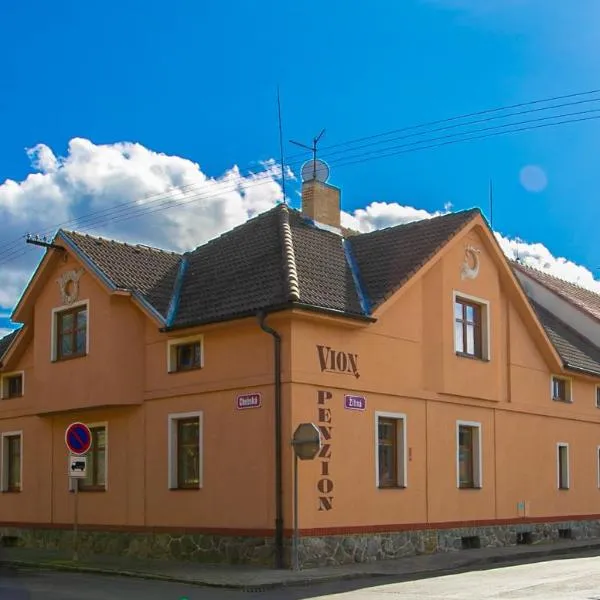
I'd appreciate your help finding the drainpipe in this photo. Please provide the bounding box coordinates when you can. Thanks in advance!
[257,311,284,569]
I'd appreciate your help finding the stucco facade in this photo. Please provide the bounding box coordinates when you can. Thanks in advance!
[1,185,600,568]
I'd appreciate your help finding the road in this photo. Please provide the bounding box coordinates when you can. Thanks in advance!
[3,554,600,599]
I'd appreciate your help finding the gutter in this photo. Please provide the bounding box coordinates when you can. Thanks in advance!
[257,311,284,569]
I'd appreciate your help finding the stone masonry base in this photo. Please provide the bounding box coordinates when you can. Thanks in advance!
[1,519,600,568]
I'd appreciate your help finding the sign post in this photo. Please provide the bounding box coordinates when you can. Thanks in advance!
[65,422,92,562]
[291,423,322,571]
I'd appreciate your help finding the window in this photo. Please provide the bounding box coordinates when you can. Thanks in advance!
[454,295,488,359]
[596,387,600,408]
[0,372,23,399]
[55,304,88,360]
[557,443,569,489]
[596,446,600,489]
[79,426,107,491]
[457,422,482,488]
[168,412,202,489]
[375,412,406,488]
[167,336,204,373]
[551,376,572,403]
[1,432,22,492]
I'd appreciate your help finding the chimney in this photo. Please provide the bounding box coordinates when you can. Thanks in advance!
[301,179,341,229]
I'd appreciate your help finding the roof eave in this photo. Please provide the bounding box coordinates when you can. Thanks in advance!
[160,302,374,333]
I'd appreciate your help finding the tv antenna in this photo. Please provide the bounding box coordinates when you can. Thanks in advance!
[290,129,330,183]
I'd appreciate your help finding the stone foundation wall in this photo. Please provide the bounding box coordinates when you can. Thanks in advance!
[298,519,600,568]
[2,519,600,568]
[0,526,276,566]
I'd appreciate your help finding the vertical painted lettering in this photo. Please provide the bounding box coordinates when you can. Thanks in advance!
[317,389,333,511]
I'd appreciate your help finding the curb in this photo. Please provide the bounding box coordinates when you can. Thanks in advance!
[3,541,600,591]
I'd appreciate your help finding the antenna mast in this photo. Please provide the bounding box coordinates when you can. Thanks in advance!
[276,86,287,205]
[290,128,326,179]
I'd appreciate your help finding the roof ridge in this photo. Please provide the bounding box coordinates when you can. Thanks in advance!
[279,205,300,302]
[60,229,181,256]
[512,260,600,299]
[352,207,481,239]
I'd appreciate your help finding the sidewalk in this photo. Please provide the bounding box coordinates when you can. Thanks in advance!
[1,539,600,590]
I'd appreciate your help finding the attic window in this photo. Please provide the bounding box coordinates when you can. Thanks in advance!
[168,336,203,373]
[0,373,23,399]
[453,294,490,360]
[551,376,572,403]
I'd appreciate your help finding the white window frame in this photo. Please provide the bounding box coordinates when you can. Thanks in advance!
[374,411,407,488]
[0,371,24,400]
[68,421,108,491]
[456,420,483,489]
[452,291,491,360]
[166,334,204,373]
[557,442,570,490]
[51,299,90,362]
[1,430,23,492]
[550,375,573,403]
[168,411,203,490]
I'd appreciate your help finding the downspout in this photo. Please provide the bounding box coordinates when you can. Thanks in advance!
[258,311,284,569]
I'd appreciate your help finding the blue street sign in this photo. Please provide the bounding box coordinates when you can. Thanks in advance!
[65,422,92,456]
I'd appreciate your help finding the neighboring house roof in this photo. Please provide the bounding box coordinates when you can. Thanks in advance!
[529,300,600,377]
[0,329,19,362]
[512,261,600,322]
[59,204,480,329]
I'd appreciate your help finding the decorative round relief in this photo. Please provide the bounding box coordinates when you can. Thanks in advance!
[461,246,481,280]
[57,269,84,305]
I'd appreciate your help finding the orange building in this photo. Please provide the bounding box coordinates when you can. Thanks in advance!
[1,178,600,568]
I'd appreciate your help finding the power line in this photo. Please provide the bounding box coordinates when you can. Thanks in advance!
[1,90,600,267]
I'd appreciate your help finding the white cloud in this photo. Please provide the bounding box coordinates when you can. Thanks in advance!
[0,138,597,333]
[0,329,13,339]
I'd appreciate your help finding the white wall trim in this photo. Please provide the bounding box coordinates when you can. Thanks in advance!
[166,334,204,373]
[374,411,407,488]
[557,442,570,490]
[456,420,482,489]
[452,290,491,360]
[51,299,90,362]
[167,411,203,489]
[0,370,25,400]
[1,430,23,492]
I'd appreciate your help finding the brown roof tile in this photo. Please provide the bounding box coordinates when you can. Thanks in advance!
[60,231,182,318]
[348,208,480,309]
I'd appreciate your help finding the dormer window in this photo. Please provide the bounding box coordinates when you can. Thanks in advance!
[0,373,23,399]
[167,336,204,373]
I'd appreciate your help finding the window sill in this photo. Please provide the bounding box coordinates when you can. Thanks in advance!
[455,352,489,363]
[552,397,572,404]
[168,367,203,374]
[458,485,482,490]
[169,486,201,491]
[77,487,106,493]
[558,487,570,491]
[377,485,406,490]
[2,489,21,494]
[0,395,23,401]
[53,353,87,363]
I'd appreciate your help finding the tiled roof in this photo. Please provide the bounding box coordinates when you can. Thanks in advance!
[529,300,600,377]
[0,329,19,362]
[60,204,480,328]
[60,231,182,318]
[349,209,480,308]
[512,261,600,322]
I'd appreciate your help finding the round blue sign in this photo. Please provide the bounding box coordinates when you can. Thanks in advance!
[65,422,92,455]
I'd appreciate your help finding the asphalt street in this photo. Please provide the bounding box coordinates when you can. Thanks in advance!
[3,554,600,599]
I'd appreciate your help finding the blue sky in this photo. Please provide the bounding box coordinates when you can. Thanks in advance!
[1,0,599,334]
